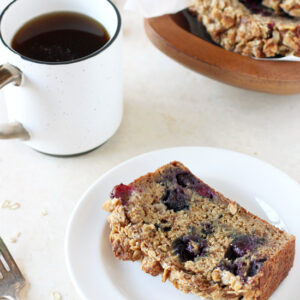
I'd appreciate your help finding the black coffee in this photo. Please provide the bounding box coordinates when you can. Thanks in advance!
[11,12,110,63]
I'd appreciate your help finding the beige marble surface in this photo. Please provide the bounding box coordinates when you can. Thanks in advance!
[0,1,300,299]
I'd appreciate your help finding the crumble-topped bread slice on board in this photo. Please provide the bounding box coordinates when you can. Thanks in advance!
[263,0,300,17]
[103,161,295,300]
[190,0,300,58]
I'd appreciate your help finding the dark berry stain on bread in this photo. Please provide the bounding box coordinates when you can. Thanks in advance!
[240,0,274,16]
[110,184,134,206]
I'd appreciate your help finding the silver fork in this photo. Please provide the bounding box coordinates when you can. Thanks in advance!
[0,237,25,300]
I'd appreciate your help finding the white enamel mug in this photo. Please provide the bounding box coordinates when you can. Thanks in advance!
[0,0,122,156]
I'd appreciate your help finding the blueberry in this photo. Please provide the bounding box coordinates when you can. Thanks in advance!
[176,172,198,187]
[196,185,215,199]
[161,188,189,212]
[218,261,248,281]
[218,257,266,280]
[232,236,256,257]
[225,236,258,260]
[234,261,249,279]
[176,172,215,199]
[218,261,237,274]
[110,184,134,205]
[240,0,273,16]
[248,259,266,277]
[157,168,179,184]
[173,235,208,262]
[267,22,275,38]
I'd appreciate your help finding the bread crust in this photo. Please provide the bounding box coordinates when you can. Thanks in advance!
[257,236,295,300]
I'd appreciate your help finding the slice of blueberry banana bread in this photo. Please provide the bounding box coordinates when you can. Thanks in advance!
[103,161,295,300]
[190,0,300,57]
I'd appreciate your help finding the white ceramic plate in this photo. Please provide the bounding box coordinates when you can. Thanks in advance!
[66,147,300,300]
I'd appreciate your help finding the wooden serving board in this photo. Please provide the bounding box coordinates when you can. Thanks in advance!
[144,12,300,95]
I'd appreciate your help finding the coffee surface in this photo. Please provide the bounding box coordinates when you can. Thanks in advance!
[11,12,110,63]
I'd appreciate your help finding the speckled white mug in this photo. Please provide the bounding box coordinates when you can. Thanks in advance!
[0,0,122,156]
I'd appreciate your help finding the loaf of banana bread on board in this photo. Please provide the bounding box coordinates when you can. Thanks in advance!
[103,161,295,300]
[190,0,300,58]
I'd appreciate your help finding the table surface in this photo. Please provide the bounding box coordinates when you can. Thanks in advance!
[0,1,300,299]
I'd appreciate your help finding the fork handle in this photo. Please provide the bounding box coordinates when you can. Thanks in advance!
[1,293,20,300]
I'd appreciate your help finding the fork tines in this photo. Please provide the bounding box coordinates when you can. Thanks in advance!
[0,237,25,283]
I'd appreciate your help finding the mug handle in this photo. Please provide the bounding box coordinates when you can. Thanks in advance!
[0,64,29,140]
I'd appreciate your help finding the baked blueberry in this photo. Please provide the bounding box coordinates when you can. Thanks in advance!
[195,184,215,199]
[267,22,275,38]
[239,0,273,16]
[218,261,237,274]
[218,260,249,281]
[218,257,266,280]
[110,184,134,205]
[173,234,208,262]
[176,171,215,199]
[248,258,266,276]
[161,188,189,212]
[225,235,258,261]
[176,172,198,187]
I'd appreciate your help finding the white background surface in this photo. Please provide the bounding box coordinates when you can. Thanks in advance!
[0,0,300,299]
